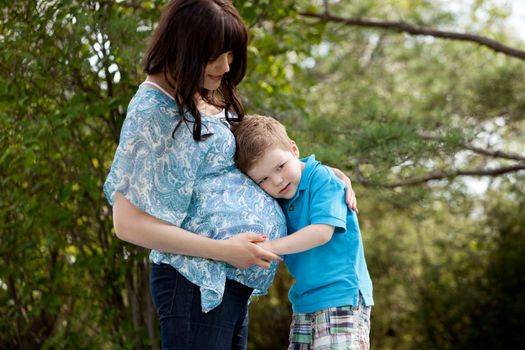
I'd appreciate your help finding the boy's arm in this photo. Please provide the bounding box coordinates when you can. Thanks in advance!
[259,224,335,255]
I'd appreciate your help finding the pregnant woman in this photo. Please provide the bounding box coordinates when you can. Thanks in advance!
[104,1,356,349]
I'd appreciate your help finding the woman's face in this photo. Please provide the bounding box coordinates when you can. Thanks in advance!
[204,51,234,90]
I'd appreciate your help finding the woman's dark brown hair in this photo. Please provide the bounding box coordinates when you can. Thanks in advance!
[143,0,248,140]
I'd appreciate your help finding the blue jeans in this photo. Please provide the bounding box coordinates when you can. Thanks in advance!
[150,263,253,350]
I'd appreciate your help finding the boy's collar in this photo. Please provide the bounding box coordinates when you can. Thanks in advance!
[297,154,318,191]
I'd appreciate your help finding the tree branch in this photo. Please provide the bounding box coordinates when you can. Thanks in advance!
[464,144,525,162]
[299,11,525,60]
[323,0,329,15]
[359,163,525,188]
[418,132,525,162]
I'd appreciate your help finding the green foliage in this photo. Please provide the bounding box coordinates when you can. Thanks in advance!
[1,1,158,348]
[408,180,525,350]
[247,265,294,350]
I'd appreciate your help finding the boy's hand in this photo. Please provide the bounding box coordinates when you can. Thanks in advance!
[257,240,275,253]
[330,167,359,212]
[220,233,282,269]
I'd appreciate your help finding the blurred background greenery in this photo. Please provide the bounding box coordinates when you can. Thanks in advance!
[1,0,524,349]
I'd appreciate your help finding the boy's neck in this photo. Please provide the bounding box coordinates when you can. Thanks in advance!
[300,160,306,172]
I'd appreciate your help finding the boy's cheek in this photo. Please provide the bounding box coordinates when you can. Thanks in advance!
[246,175,274,196]
[261,183,277,198]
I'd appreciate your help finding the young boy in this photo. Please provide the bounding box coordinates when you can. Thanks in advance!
[233,115,374,350]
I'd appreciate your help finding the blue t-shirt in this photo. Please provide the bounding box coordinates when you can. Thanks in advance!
[281,155,374,313]
[104,86,287,312]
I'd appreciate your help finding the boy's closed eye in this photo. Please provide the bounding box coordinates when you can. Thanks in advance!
[256,162,287,185]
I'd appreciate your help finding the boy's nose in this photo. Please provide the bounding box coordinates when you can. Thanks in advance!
[272,176,283,186]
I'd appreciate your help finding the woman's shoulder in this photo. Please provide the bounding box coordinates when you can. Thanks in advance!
[127,86,178,121]
[125,87,202,142]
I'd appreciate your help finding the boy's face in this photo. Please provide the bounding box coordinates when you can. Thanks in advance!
[247,142,304,199]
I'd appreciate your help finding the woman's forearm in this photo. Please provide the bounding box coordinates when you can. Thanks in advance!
[327,166,358,212]
[113,192,220,257]
[112,192,281,268]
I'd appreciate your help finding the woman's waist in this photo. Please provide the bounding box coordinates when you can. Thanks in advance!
[150,252,278,291]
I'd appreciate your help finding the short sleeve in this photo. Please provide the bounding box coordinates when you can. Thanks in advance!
[309,167,348,233]
[103,97,208,227]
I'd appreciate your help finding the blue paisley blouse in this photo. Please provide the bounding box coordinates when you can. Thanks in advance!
[104,85,287,312]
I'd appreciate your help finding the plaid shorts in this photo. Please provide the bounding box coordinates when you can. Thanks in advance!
[288,296,371,350]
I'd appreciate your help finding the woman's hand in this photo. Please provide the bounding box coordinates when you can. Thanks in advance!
[218,233,282,269]
[330,167,358,212]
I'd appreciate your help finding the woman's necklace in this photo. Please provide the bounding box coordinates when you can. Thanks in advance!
[142,80,225,118]
[141,80,175,101]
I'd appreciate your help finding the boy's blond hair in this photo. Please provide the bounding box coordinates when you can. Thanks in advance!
[233,115,292,172]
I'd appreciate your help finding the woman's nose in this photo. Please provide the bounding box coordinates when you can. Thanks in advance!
[215,53,230,73]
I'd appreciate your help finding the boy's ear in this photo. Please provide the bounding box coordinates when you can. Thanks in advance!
[290,140,300,157]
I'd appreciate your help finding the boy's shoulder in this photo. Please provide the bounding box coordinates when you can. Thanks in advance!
[302,156,344,190]
[311,162,336,178]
